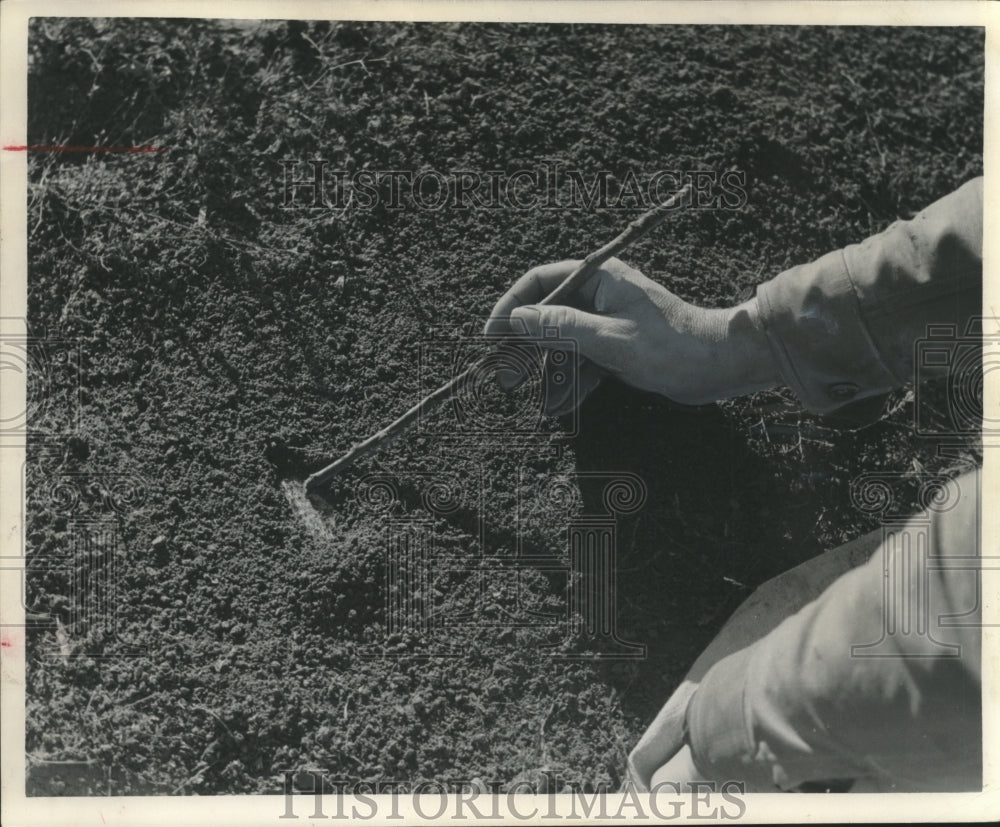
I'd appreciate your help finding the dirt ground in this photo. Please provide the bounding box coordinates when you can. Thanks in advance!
[23,20,982,794]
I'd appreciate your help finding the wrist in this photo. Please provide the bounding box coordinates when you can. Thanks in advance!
[703,299,781,401]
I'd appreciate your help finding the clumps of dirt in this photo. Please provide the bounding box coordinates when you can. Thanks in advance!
[23,19,982,794]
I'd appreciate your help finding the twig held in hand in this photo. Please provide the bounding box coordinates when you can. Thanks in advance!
[304,183,693,493]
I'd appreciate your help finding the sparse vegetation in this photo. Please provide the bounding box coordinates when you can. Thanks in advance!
[24,19,982,794]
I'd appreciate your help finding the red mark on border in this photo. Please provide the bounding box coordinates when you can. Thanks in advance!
[3,145,167,153]
[2,633,23,658]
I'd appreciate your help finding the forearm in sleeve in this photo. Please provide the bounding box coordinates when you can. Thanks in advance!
[684,469,982,791]
[755,178,982,414]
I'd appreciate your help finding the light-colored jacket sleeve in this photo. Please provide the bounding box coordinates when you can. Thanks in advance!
[685,468,982,791]
[756,177,982,413]
[682,180,984,790]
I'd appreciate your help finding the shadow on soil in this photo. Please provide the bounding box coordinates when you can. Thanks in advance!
[569,380,789,722]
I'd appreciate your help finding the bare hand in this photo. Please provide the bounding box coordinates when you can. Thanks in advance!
[484,258,778,413]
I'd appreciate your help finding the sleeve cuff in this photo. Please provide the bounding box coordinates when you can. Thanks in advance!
[685,643,776,788]
[756,249,899,415]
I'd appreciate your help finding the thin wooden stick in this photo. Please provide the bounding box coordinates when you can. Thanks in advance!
[304,183,693,493]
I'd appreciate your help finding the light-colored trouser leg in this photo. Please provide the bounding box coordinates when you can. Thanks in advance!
[627,528,882,792]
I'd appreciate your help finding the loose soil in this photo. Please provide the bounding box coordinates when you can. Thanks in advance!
[22,20,983,794]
